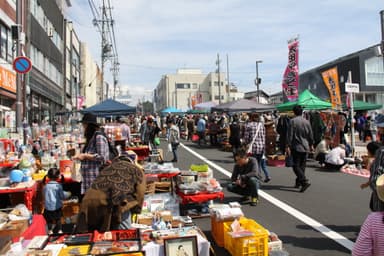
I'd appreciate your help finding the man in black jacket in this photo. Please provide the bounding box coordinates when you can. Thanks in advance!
[286,105,314,192]
[227,148,260,206]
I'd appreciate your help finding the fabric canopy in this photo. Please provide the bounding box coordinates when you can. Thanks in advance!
[343,100,382,111]
[276,89,332,112]
[194,101,217,111]
[211,98,276,112]
[160,106,183,113]
[80,99,136,117]
[186,109,209,114]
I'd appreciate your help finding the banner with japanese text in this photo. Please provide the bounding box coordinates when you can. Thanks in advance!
[282,39,299,101]
[321,67,341,109]
[0,66,16,93]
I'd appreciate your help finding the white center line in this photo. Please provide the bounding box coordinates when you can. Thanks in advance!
[180,143,355,251]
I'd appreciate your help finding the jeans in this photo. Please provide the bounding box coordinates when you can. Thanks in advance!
[227,176,259,198]
[291,150,309,185]
[254,154,270,178]
[171,143,179,161]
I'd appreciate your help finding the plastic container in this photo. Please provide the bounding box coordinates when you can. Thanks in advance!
[211,215,235,247]
[223,217,268,256]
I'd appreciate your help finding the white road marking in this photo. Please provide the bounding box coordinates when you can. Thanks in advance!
[180,143,355,251]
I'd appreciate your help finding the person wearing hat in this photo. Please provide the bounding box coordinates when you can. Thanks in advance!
[352,173,384,256]
[73,113,110,197]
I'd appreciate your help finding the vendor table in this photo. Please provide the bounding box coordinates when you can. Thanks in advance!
[126,146,150,161]
[13,214,46,242]
[143,233,210,256]
[145,171,180,194]
[177,190,224,205]
[0,180,38,211]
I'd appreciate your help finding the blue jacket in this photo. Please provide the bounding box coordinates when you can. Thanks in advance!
[43,181,70,211]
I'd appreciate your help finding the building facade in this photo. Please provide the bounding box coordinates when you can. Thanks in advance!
[154,69,243,112]
[299,44,384,108]
[80,42,101,109]
[0,0,17,128]
[27,0,69,123]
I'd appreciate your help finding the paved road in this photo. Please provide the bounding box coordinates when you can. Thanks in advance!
[161,139,372,256]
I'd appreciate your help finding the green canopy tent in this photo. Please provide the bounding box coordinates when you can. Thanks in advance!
[342,100,382,111]
[276,89,332,112]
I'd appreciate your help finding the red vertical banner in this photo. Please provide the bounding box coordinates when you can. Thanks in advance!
[282,38,299,102]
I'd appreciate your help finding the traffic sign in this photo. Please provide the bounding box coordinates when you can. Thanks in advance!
[12,56,32,74]
[345,82,359,93]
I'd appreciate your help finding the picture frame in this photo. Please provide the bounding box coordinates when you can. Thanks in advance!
[164,236,198,256]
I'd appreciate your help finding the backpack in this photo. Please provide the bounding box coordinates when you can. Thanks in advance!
[93,131,119,162]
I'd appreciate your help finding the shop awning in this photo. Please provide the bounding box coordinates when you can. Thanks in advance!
[343,100,382,111]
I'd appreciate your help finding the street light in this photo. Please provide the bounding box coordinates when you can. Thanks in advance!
[380,10,384,68]
[255,60,263,103]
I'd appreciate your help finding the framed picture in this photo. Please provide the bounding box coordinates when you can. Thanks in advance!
[164,236,198,256]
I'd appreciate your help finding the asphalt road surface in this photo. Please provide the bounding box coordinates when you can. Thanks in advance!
[161,139,372,256]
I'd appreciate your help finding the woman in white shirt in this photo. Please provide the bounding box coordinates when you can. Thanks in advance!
[314,136,332,167]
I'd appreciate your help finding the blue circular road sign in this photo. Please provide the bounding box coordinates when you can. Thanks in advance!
[13,56,32,74]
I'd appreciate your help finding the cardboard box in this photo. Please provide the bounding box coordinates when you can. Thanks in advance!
[0,219,29,238]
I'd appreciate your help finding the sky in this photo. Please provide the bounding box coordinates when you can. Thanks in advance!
[68,0,384,105]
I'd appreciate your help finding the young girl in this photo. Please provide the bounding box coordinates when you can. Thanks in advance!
[43,167,71,234]
[360,142,382,189]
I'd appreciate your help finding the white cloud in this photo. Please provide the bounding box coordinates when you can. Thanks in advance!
[69,0,384,103]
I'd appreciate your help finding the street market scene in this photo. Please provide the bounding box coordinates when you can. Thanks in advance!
[0,1,384,255]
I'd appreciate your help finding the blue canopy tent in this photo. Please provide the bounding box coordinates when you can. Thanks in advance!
[80,99,136,117]
[160,106,183,114]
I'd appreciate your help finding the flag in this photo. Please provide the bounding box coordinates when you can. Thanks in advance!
[282,38,299,102]
[321,67,341,109]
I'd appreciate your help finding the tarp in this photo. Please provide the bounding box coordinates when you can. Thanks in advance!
[194,101,217,111]
[80,99,136,117]
[276,89,332,112]
[160,106,183,113]
[343,100,382,111]
[211,99,276,113]
[186,109,209,114]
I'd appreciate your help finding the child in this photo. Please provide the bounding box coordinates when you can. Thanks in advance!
[360,142,382,189]
[43,167,71,234]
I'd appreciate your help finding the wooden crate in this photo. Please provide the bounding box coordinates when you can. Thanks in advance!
[0,219,29,238]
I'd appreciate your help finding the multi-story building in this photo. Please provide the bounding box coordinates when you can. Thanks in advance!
[27,0,69,123]
[269,91,284,105]
[299,44,384,107]
[154,69,243,112]
[80,42,101,109]
[0,0,17,128]
[244,90,270,104]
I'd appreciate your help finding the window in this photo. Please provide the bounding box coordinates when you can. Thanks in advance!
[0,24,8,60]
[365,56,384,86]
[214,95,224,100]
[192,83,198,89]
[176,83,190,89]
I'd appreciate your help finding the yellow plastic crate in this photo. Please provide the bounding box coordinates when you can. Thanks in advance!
[223,217,268,256]
[211,215,235,247]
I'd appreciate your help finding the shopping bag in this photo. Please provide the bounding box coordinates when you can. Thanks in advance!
[192,134,199,142]
[167,143,172,152]
[285,154,293,167]
[154,137,160,146]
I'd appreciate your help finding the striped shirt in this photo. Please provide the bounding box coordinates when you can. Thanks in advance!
[80,133,109,194]
[352,212,384,256]
[244,121,265,155]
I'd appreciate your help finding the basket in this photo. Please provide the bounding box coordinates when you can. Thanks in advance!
[223,217,268,256]
[211,215,235,247]
[145,181,156,194]
[155,181,171,192]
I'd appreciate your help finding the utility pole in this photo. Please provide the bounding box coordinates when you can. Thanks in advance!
[15,0,23,132]
[111,59,119,99]
[348,71,355,157]
[380,10,384,68]
[226,54,230,103]
[216,54,221,104]
[100,0,107,100]
[255,60,262,103]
